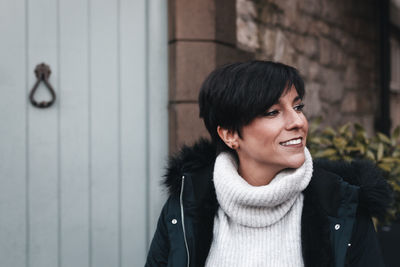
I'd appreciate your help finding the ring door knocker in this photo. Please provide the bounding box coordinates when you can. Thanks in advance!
[29,63,56,108]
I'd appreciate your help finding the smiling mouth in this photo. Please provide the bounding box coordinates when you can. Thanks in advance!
[280,137,303,146]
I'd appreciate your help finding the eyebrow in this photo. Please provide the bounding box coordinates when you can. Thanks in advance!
[274,95,302,105]
[293,96,302,103]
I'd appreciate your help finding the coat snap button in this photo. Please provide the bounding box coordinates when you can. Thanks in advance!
[348,243,351,247]
[334,224,341,230]
[171,219,177,225]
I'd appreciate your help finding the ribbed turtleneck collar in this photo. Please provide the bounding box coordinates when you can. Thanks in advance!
[213,148,313,227]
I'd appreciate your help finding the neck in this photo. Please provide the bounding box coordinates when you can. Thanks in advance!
[238,160,283,186]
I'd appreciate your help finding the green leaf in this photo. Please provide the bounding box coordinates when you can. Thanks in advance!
[322,127,336,137]
[343,155,353,162]
[393,125,400,139]
[320,137,332,145]
[356,142,366,155]
[393,149,400,158]
[391,126,400,146]
[308,137,322,145]
[377,143,384,161]
[377,132,391,144]
[354,123,368,142]
[314,149,338,158]
[339,123,350,135]
[393,165,400,176]
[354,123,364,132]
[333,137,348,150]
[366,150,375,161]
[345,146,361,153]
[378,163,392,172]
[381,157,400,164]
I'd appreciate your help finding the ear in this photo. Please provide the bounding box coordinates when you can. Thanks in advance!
[217,126,239,149]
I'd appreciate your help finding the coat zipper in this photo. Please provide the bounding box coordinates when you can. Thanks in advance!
[180,175,190,267]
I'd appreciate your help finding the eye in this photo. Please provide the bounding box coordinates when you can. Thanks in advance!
[263,110,279,117]
[294,103,305,112]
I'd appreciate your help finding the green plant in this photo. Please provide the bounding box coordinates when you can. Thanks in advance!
[307,117,400,222]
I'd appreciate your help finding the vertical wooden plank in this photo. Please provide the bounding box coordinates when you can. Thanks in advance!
[147,0,169,243]
[119,0,147,265]
[59,0,90,266]
[0,0,27,266]
[90,0,119,266]
[27,0,59,266]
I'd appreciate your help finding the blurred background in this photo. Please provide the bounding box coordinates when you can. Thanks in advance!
[0,0,399,266]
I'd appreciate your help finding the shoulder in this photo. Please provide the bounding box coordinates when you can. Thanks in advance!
[310,158,393,219]
[163,138,216,197]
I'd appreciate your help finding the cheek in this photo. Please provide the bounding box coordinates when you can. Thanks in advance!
[247,128,277,151]
[303,117,309,134]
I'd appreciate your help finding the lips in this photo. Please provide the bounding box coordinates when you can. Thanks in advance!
[280,137,303,146]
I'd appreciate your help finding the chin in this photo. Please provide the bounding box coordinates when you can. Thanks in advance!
[285,154,306,169]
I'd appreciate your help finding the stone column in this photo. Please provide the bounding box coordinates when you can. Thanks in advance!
[168,0,252,153]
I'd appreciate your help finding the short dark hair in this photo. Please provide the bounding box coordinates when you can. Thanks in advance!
[198,60,305,153]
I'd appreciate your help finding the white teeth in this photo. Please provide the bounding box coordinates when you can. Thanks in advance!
[281,138,302,146]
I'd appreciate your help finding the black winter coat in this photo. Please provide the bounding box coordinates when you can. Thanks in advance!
[145,140,392,267]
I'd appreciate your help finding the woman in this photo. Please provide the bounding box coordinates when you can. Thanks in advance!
[145,61,391,267]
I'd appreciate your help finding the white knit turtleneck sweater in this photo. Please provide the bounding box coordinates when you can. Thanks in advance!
[205,148,313,267]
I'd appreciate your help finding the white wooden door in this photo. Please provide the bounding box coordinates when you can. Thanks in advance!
[0,0,168,266]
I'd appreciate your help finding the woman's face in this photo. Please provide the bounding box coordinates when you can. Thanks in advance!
[236,86,308,177]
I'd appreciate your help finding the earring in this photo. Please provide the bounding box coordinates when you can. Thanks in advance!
[231,144,238,149]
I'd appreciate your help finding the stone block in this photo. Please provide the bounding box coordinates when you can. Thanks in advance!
[169,42,216,101]
[319,37,344,67]
[260,27,277,58]
[320,68,344,103]
[321,0,344,25]
[215,0,237,44]
[319,37,332,65]
[259,3,283,25]
[344,59,359,89]
[292,34,318,58]
[332,47,346,68]
[356,90,376,113]
[320,101,342,127]
[271,30,297,66]
[268,0,298,14]
[171,0,216,40]
[237,0,257,19]
[304,82,322,117]
[340,91,357,113]
[169,103,210,154]
[289,13,314,35]
[308,20,330,36]
[295,55,310,79]
[216,43,254,66]
[309,60,322,82]
[331,27,346,45]
[298,0,322,15]
[237,13,259,52]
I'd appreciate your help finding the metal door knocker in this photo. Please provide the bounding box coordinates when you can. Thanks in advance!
[29,63,56,108]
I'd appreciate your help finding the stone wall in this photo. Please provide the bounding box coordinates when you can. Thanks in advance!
[237,0,381,135]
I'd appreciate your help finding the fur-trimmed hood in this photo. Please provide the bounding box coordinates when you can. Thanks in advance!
[163,139,392,219]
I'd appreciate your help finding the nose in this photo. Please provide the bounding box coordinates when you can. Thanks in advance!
[285,109,305,130]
